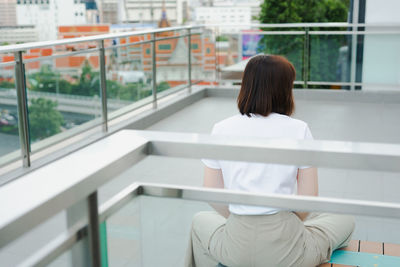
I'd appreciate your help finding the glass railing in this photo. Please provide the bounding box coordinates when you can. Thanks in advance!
[1,130,399,266]
[0,23,399,177]
[215,23,400,90]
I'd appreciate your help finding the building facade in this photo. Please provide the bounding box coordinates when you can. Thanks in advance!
[0,0,17,26]
[195,5,251,33]
[0,25,38,44]
[16,0,88,41]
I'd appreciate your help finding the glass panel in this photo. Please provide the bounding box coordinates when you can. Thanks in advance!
[0,61,20,165]
[191,29,216,85]
[105,196,142,267]
[260,33,304,81]
[24,49,102,151]
[217,33,241,81]
[156,31,189,99]
[361,33,400,90]
[105,34,154,120]
[48,237,90,267]
[309,34,351,85]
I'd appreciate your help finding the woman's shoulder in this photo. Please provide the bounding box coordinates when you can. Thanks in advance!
[271,113,308,128]
[212,114,244,133]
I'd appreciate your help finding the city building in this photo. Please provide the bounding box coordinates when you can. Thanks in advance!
[113,5,216,86]
[195,5,251,33]
[97,0,119,24]
[16,0,88,41]
[213,0,261,22]
[99,0,188,25]
[0,0,17,26]
[0,25,38,45]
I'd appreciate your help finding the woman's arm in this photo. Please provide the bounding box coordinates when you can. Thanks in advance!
[203,166,230,218]
[295,167,319,221]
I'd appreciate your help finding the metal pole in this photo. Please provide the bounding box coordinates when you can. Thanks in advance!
[215,26,220,83]
[14,51,30,167]
[303,27,310,89]
[350,0,360,90]
[187,28,192,93]
[99,40,108,132]
[151,33,157,109]
[87,191,102,267]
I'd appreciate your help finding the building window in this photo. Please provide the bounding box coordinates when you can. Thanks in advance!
[75,12,78,16]
[191,43,198,50]
[206,48,211,54]
[80,12,84,16]
[158,44,171,50]
[145,48,150,54]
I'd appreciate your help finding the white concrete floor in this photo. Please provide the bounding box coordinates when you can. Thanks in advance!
[1,95,399,267]
[100,96,400,267]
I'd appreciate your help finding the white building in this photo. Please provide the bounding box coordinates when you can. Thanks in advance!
[16,0,87,41]
[213,0,261,22]
[0,0,17,26]
[195,6,251,33]
[101,0,187,25]
[0,25,38,44]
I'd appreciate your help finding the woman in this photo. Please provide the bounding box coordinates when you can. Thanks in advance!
[185,55,355,267]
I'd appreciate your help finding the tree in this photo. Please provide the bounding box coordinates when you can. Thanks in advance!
[258,0,350,85]
[71,60,101,96]
[29,65,72,94]
[29,98,64,141]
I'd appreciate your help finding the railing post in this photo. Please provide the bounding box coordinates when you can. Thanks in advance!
[151,32,157,109]
[215,26,220,84]
[99,40,108,132]
[187,28,192,93]
[87,191,102,267]
[303,27,310,89]
[14,51,31,167]
[350,0,360,91]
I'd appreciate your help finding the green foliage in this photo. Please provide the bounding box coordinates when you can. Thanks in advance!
[156,81,171,92]
[29,65,73,94]
[29,98,64,141]
[259,0,350,84]
[216,36,229,42]
[0,81,15,88]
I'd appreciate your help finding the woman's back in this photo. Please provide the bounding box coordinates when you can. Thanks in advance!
[203,113,313,215]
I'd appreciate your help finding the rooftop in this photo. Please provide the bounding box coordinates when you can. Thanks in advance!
[0,23,399,266]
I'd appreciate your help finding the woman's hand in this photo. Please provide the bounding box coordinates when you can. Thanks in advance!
[295,167,318,221]
[204,166,230,218]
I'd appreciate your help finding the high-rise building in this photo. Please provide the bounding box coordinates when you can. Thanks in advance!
[16,0,88,41]
[0,0,17,26]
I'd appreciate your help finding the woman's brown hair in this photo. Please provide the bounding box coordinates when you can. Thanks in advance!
[237,55,295,117]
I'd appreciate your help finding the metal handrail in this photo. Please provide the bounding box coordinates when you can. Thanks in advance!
[1,22,400,174]
[2,23,400,54]
[0,25,203,54]
[18,180,400,266]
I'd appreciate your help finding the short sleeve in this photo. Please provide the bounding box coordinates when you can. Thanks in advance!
[201,123,221,169]
[298,124,314,169]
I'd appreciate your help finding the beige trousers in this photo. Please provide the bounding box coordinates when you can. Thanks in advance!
[184,211,355,267]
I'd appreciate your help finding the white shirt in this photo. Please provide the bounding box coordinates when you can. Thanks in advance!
[202,113,313,215]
